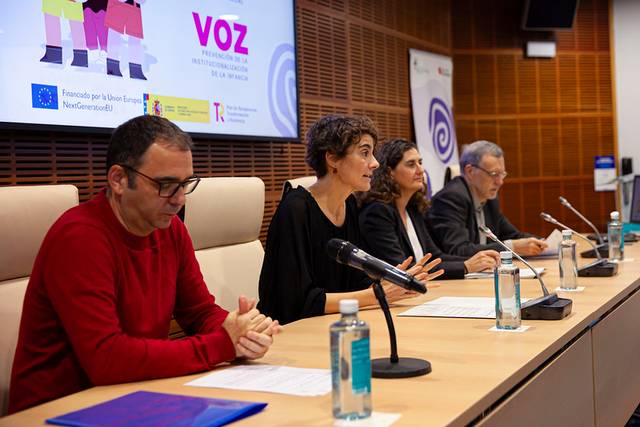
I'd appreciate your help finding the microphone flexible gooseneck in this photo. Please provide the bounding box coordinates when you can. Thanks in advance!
[540,212,618,278]
[326,238,431,378]
[559,196,604,245]
[478,225,549,296]
[539,212,603,261]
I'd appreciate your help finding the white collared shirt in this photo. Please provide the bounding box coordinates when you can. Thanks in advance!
[405,210,424,261]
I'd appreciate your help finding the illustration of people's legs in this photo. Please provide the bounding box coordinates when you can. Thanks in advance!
[69,20,88,67]
[40,0,87,67]
[83,9,108,54]
[40,13,62,64]
[128,36,146,80]
[106,27,122,77]
[104,0,146,79]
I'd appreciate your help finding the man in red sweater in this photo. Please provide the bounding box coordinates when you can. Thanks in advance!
[9,115,280,413]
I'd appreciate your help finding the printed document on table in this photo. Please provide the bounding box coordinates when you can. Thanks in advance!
[185,365,331,397]
[465,267,545,279]
[398,296,530,319]
[537,229,562,258]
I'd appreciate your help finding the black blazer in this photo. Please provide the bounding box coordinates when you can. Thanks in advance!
[359,201,466,280]
[426,176,532,257]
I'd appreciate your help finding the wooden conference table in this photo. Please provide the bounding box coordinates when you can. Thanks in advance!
[2,242,640,426]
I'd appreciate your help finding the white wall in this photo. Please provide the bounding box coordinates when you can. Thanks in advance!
[612,0,640,219]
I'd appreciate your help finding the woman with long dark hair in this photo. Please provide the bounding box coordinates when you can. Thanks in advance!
[359,139,499,279]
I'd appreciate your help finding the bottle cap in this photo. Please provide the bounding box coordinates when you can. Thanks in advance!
[562,229,572,238]
[339,299,359,314]
[500,251,512,261]
[610,211,620,220]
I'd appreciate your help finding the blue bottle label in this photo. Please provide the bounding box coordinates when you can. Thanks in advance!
[351,338,371,394]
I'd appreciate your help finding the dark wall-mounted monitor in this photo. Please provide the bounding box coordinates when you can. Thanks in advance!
[522,0,580,31]
[0,0,299,141]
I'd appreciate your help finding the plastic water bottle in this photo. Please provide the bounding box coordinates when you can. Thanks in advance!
[494,251,521,330]
[558,230,578,290]
[330,299,372,420]
[608,211,624,261]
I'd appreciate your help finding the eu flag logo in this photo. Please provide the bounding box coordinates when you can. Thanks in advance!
[32,84,59,110]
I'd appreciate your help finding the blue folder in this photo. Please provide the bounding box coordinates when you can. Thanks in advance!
[46,390,267,427]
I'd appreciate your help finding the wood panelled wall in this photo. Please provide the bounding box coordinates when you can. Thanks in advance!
[0,0,615,239]
[0,0,452,241]
[452,0,616,236]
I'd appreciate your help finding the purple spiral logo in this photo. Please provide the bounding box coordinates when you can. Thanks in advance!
[267,43,297,137]
[428,97,455,164]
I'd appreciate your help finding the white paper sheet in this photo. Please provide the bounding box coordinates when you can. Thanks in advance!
[555,286,586,293]
[488,325,530,333]
[538,229,562,257]
[465,267,545,280]
[611,258,636,263]
[185,365,331,397]
[334,412,402,427]
[398,296,530,319]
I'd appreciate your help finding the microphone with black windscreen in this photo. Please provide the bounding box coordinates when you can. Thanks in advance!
[326,239,427,294]
[326,238,431,379]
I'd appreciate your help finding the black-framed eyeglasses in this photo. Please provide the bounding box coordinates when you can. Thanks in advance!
[472,164,508,180]
[119,164,201,198]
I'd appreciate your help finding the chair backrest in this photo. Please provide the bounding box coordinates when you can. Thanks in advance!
[0,184,79,416]
[444,164,461,186]
[184,177,265,311]
[281,175,317,199]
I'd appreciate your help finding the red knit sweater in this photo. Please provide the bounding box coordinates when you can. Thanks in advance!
[9,189,235,413]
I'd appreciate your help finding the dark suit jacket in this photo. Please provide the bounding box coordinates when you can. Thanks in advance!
[426,176,532,257]
[359,201,466,280]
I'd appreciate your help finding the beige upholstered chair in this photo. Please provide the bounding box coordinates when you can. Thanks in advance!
[184,177,265,311]
[0,185,79,416]
[281,175,316,199]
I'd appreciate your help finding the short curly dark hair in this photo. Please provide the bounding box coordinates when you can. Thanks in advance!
[305,115,379,177]
[360,139,429,213]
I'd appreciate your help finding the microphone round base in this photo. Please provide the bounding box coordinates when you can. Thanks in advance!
[371,357,431,378]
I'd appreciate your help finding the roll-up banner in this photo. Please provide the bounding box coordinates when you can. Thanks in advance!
[409,49,458,197]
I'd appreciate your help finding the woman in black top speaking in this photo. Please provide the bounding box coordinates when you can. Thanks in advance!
[258,117,443,325]
[359,139,499,280]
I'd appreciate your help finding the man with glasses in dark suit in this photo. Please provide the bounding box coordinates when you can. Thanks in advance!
[9,115,280,413]
[427,140,547,258]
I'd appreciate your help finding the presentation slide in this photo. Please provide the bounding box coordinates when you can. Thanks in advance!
[0,0,298,139]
